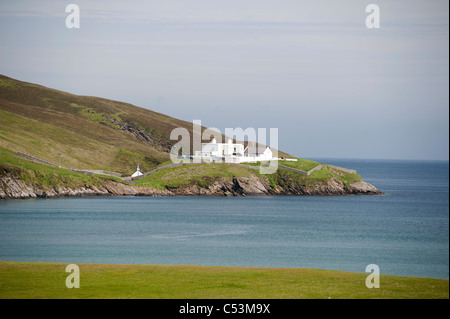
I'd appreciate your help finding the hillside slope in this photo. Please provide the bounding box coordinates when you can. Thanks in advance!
[0,74,382,198]
[1,74,208,175]
[0,74,290,175]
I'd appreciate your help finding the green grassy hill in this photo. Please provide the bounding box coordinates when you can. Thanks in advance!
[1,74,241,175]
[134,161,364,194]
[0,75,291,176]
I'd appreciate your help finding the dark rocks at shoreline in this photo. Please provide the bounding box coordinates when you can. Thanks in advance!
[0,172,383,200]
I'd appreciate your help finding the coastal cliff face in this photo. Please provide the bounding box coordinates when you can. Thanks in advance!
[0,173,168,199]
[0,172,382,199]
[168,175,381,196]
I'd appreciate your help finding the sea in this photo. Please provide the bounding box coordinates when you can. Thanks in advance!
[0,159,448,280]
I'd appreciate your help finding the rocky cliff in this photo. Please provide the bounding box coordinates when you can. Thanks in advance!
[167,175,382,196]
[0,172,382,199]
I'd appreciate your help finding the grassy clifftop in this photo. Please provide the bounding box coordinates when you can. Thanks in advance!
[136,163,256,190]
[135,161,366,193]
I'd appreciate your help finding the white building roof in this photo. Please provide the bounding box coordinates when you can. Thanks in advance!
[131,164,144,177]
[245,147,269,155]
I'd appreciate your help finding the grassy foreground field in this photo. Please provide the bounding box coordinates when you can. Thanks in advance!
[0,261,448,299]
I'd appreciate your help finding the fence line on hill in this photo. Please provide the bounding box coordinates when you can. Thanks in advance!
[16,152,59,167]
[12,152,124,179]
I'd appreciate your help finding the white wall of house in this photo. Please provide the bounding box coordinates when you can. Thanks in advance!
[199,139,244,157]
[193,139,273,163]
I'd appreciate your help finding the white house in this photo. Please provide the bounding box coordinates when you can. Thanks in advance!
[131,164,144,178]
[193,138,274,163]
[194,138,244,162]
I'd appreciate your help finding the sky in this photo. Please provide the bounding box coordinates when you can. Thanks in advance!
[0,0,448,160]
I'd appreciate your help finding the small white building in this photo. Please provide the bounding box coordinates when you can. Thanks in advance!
[131,164,144,178]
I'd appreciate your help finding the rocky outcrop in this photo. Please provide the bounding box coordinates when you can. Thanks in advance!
[268,177,382,196]
[0,172,382,199]
[0,175,36,199]
[0,173,170,199]
[167,175,273,197]
[104,115,175,152]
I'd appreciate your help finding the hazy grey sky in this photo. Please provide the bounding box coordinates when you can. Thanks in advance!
[0,0,448,160]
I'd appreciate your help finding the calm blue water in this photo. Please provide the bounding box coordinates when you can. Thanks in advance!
[0,159,448,279]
